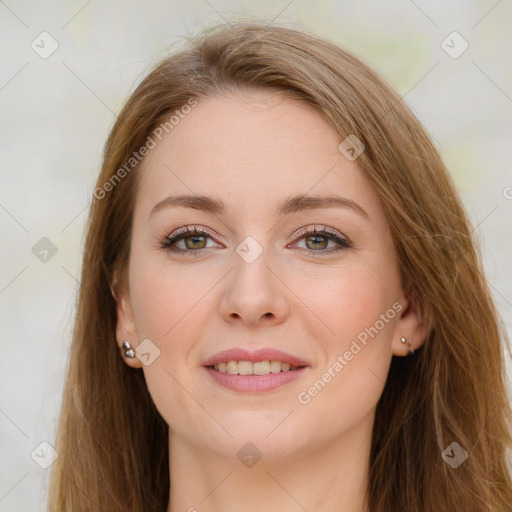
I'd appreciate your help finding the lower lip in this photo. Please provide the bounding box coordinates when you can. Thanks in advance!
[204,366,307,393]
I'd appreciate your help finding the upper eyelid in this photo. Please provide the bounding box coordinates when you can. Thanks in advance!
[292,225,346,239]
[165,225,345,241]
[167,225,222,243]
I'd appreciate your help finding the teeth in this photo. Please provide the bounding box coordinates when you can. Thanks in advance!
[238,361,253,375]
[270,360,282,373]
[227,361,238,374]
[254,361,270,375]
[212,360,300,375]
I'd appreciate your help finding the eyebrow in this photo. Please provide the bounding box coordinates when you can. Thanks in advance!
[149,194,370,220]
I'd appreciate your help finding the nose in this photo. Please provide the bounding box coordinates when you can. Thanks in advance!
[218,249,290,328]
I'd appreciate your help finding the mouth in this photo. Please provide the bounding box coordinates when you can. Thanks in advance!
[207,360,304,374]
[202,348,309,393]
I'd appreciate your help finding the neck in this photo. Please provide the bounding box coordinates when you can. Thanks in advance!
[166,416,372,512]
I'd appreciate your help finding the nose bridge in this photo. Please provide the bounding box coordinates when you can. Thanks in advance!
[219,237,289,326]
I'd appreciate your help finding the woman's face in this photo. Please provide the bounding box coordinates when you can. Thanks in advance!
[116,88,425,462]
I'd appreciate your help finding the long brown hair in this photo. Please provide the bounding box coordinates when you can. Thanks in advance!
[48,22,512,511]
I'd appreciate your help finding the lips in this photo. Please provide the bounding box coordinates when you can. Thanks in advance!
[202,348,310,392]
[202,348,309,368]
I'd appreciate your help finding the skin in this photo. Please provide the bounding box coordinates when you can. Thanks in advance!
[114,88,428,512]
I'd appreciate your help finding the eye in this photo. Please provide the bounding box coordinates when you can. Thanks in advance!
[161,226,221,254]
[161,225,352,256]
[288,225,352,254]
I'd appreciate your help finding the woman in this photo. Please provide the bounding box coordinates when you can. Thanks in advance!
[48,22,512,511]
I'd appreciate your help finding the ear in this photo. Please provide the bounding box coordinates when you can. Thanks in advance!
[391,289,431,357]
[112,270,142,369]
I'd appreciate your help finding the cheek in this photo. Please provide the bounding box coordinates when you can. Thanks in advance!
[289,261,396,348]
[130,256,212,343]
[292,264,396,417]
[127,255,221,420]
[127,263,206,430]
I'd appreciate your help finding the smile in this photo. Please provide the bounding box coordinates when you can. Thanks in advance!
[208,360,301,375]
[202,348,310,392]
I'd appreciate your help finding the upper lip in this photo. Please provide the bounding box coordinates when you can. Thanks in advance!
[202,348,309,367]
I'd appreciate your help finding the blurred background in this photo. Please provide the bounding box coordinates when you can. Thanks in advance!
[1,0,511,510]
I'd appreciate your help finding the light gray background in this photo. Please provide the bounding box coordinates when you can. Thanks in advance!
[1,1,511,510]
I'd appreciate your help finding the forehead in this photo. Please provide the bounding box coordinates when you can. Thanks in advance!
[134,89,376,219]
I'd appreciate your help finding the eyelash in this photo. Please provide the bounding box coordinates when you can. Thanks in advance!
[160,225,353,256]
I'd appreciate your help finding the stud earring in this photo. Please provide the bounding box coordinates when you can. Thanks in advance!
[122,340,135,358]
[400,336,414,355]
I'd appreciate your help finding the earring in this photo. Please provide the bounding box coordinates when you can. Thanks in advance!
[122,340,135,358]
[401,336,414,355]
